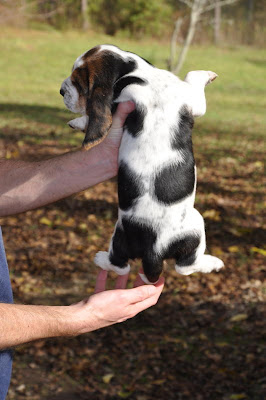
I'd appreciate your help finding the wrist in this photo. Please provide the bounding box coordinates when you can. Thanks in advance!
[58,302,96,337]
[95,142,119,177]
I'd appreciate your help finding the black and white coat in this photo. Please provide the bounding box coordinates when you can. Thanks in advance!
[60,45,224,283]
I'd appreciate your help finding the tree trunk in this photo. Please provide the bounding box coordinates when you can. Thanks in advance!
[214,2,221,45]
[169,17,183,71]
[173,10,199,74]
[81,0,89,31]
[246,0,254,45]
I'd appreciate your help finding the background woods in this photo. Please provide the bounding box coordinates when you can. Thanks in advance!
[0,0,265,46]
[0,1,265,400]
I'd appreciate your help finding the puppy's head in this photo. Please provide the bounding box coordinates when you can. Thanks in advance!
[60,45,138,150]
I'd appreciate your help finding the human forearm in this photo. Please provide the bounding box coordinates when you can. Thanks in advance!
[0,146,115,217]
[0,303,71,350]
[0,274,164,350]
[0,101,135,217]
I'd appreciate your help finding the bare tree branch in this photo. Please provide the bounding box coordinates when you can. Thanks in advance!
[26,7,64,20]
[172,11,198,74]
[203,0,239,13]
[169,17,184,71]
[178,0,239,14]
[169,0,240,74]
[179,0,193,7]
[81,0,89,30]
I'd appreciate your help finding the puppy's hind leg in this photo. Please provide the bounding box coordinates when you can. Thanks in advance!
[94,222,130,275]
[140,255,163,284]
[175,231,224,276]
[175,209,224,275]
[176,254,224,276]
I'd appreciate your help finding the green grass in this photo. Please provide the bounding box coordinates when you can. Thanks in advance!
[0,27,265,145]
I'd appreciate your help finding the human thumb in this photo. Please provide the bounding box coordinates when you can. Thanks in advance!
[111,101,135,130]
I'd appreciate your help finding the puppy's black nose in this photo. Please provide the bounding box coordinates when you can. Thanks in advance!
[60,88,65,96]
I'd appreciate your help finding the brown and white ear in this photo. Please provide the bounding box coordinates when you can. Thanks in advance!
[68,116,89,132]
[82,86,113,150]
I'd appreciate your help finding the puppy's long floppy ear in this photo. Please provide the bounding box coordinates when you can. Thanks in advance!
[80,48,137,150]
[83,83,113,150]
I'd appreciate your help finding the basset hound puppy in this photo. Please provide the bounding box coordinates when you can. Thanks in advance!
[60,44,224,284]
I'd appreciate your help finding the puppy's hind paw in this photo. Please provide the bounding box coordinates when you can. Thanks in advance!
[94,251,130,275]
[94,251,110,270]
[175,255,224,275]
[138,273,159,285]
[211,256,224,272]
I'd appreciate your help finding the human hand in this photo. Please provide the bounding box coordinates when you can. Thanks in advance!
[67,270,164,336]
[96,101,135,171]
[105,101,135,149]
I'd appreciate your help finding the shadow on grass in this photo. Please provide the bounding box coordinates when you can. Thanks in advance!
[49,192,265,251]
[246,58,266,68]
[0,103,71,127]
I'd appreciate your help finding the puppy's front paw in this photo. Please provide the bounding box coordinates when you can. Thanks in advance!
[68,116,88,131]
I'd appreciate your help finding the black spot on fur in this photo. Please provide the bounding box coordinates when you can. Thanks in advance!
[154,160,195,205]
[171,105,194,151]
[113,76,147,101]
[117,58,137,79]
[125,105,147,138]
[124,49,154,67]
[109,226,129,268]
[122,218,157,260]
[121,218,162,282]
[90,52,137,90]
[164,233,200,266]
[154,105,195,205]
[118,162,143,211]
[94,54,137,89]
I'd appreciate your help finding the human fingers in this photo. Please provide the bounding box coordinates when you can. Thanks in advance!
[122,277,164,305]
[94,269,108,293]
[133,269,163,288]
[111,101,135,130]
[133,268,144,288]
[129,277,164,314]
[114,273,129,289]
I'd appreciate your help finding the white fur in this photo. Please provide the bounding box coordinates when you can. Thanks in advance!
[61,77,83,114]
[68,115,88,131]
[175,255,224,275]
[94,251,130,275]
[138,273,159,285]
[73,52,86,70]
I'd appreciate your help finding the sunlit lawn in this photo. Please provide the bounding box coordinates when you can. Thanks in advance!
[1,27,265,143]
